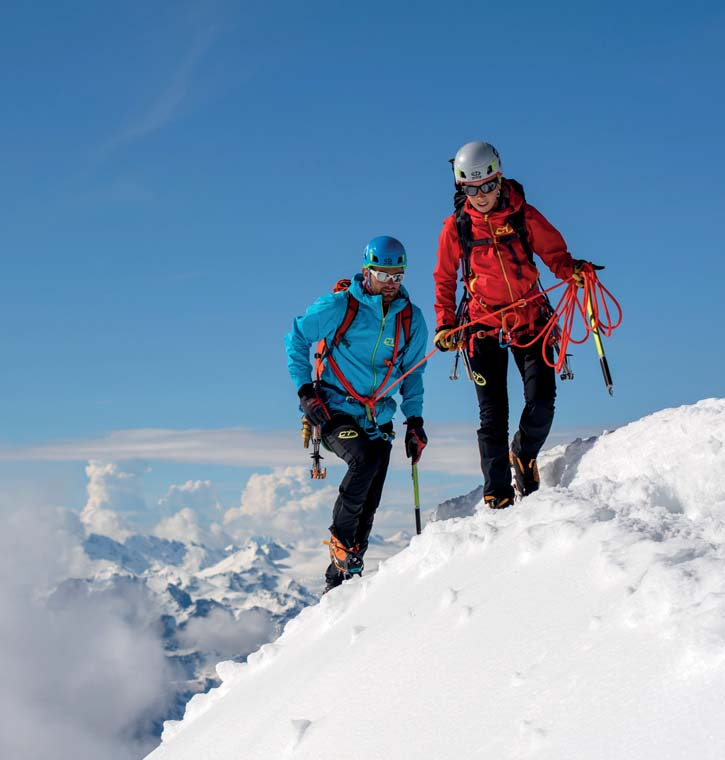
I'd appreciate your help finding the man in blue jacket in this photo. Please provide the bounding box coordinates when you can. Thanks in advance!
[285,236,428,592]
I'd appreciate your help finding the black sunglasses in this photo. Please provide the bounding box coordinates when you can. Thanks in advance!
[461,177,500,196]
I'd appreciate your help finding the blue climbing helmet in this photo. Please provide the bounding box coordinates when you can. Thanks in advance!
[362,235,407,269]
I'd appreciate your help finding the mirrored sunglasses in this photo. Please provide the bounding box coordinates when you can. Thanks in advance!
[461,177,500,196]
[368,269,404,283]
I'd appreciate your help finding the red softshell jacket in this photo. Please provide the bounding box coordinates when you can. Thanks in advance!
[434,179,576,334]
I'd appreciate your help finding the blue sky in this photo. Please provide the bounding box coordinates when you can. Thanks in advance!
[1,0,724,531]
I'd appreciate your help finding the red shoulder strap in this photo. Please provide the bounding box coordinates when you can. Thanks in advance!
[314,290,359,381]
[400,303,413,345]
[331,292,359,348]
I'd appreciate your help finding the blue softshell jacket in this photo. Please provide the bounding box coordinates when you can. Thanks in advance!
[285,273,428,428]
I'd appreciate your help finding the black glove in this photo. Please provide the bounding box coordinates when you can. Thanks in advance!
[434,325,456,352]
[405,416,427,464]
[298,383,331,427]
[572,259,605,288]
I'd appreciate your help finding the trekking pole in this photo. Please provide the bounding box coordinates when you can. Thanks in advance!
[412,462,422,535]
[585,284,614,396]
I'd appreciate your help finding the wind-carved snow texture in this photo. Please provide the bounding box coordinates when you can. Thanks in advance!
[147,399,725,760]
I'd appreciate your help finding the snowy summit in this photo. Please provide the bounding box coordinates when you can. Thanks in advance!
[146,399,725,760]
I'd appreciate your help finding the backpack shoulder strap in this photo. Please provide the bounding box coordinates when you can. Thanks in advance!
[454,192,474,284]
[333,287,411,350]
[314,283,358,381]
[506,178,534,265]
[400,302,413,344]
[330,289,359,348]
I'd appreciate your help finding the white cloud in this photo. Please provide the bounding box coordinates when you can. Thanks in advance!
[159,479,222,516]
[224,466,336,539]
[177,607,275,662]
[153,506,230,549]
[237,466,333,517]
[0,424,607,476]
[80,461,149,540]
[0,506,170,760]
[153,480,230,548]
[0,427,302,468]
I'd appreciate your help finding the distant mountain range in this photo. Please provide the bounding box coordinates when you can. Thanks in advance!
[47,528,410,740]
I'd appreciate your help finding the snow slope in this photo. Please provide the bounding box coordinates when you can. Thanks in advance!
[146,399,725,760]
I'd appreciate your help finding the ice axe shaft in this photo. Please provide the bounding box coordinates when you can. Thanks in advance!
[412,462,421,535]
[586,289,613,396]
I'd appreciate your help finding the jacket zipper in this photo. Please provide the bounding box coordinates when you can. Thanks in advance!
[370,303,387,395]
[486,214,515,303]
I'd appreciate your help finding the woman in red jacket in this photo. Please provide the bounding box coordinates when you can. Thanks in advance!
[434,141,590,509]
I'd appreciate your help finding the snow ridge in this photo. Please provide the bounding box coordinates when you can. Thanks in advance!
[147,399,725,760]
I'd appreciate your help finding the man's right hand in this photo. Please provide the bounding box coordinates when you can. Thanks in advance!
[298,383,331,427]
[434,325,457,352]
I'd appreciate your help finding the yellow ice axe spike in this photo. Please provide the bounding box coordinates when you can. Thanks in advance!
[301,416,311,448]
[586,285,614,396]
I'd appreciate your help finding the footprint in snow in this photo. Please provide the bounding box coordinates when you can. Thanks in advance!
[288,719,312,751]
[588,614,603,631]
[519,718,548,749]
[440,587,459,608]
[351,624,366,643]
[511,670,525,687]
[458,605,474,623]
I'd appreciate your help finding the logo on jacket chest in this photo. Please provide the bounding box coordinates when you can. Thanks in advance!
[383,337,395,347]
[495,223,514,236]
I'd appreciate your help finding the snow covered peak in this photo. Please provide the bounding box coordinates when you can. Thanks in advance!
[196,537,291,580]
[146,400,725,759]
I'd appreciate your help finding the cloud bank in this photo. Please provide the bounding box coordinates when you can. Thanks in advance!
[0,507,171,760]
[0,424,605,476]
[224,466,337,538]
[81,460,150,541]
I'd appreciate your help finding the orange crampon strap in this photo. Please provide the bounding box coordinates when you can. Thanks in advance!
[323,535,359,559]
